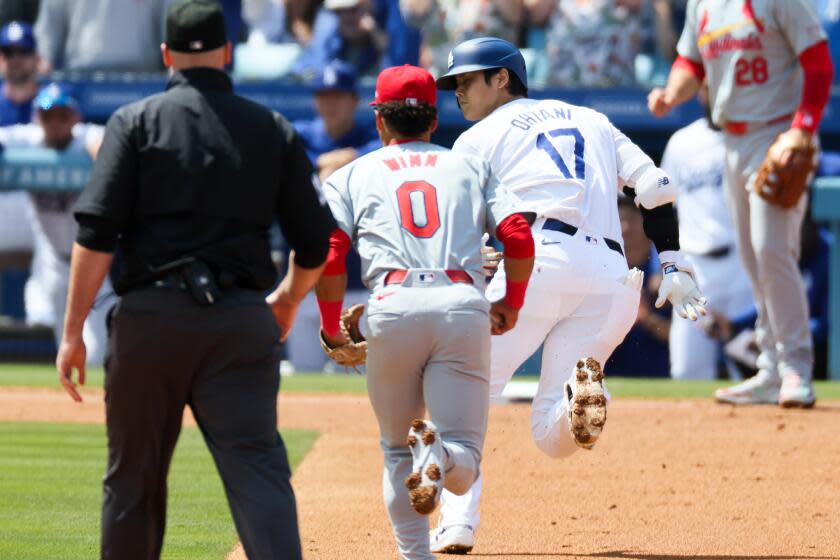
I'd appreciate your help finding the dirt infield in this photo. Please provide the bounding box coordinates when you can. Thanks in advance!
[2,387,839,559]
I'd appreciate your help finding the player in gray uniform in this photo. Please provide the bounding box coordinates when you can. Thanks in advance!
[314,64,536,560]
[649,0,833,406]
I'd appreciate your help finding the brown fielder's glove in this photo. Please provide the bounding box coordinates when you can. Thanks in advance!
[753,132,818,209]
[319,304,367,368]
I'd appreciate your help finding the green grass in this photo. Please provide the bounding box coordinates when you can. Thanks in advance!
[0,422,317,560]
[0,363,107,389]
[0,363,370,394]
[1,363,839,399]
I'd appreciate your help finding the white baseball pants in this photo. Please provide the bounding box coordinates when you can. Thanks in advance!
[438,222,639,531]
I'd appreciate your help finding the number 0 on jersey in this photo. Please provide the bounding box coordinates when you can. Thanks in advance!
[397,180,440,238]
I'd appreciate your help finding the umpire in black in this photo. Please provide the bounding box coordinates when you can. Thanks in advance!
[55,1,335,558]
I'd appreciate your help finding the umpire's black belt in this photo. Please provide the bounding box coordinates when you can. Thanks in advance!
[542,218,624,257]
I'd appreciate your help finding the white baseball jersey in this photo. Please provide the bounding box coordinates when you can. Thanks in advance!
[453,97,654,244]
[677,0,826,126]
[0,123,103,257]
[660,118,734,255]
[322,140,520,289]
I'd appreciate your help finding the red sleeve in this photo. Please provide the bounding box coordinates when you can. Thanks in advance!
[317,228,351,336]
[495,213,534,259]
[792,40,833,133]
[322,228,351,276]
[318,299,343,337]
[672,55,705,81]
[494,214,534,310]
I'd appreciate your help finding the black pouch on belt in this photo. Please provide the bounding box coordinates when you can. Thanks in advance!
[180,260,222,305]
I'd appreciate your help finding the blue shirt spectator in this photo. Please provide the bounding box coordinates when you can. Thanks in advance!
[0,21,38,125]
[293,0,420,79]
[295,117,379,164]
[293,60,380,177]
[293,60,379,290]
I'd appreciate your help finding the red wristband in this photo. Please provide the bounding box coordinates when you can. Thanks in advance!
[317,299,343,337]
[504,278,528,310]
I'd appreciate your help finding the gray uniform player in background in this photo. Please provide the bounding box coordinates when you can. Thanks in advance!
[314,65,536,560]
[649,0,833,406]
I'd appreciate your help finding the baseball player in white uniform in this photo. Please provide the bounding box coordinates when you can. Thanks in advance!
[314,65,536,560]
[649,0,833,406]
[428,37,707,554]
[0,83,115,366]
[661,86,755,380]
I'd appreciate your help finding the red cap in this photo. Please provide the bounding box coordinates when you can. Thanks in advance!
[370,65,437,107]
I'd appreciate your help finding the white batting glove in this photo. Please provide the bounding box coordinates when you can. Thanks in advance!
[481,233,503,277]
[655,251,708,321]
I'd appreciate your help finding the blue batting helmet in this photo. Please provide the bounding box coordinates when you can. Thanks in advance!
[436,37,527,91]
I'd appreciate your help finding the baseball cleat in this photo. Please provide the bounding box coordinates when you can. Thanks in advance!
[779,373,816,408]
[430,524,475,554]
[714,372,781,405]
[405,419,445,515]
[566,357,607,450]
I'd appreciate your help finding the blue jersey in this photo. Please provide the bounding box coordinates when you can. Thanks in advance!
[0,85,34,125]
[293,117,380,163]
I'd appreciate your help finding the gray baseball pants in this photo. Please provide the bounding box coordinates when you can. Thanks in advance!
[365,274,491,560]
[723,122,813,380]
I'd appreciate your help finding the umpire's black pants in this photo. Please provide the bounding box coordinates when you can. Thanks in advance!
[100,287,301,560]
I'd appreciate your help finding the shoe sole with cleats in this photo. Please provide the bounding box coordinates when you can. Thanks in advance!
[405,419,444,515]
[567,358,607,450]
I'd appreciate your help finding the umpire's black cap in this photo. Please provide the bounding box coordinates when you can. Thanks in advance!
[165,0,227,53]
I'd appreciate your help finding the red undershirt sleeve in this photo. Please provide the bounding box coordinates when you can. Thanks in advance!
[317,228,352,336]
[494,214,535,310]
[672,55,706,81]
[792,40,833,133]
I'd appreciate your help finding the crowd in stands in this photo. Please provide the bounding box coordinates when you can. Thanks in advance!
[0,0,836,378]
[0,0,837,87]
[240,0,840,87]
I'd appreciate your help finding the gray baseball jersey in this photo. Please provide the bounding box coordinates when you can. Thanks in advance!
[322,141,519,288]
[325,140,519,559]
[677,0,826,126]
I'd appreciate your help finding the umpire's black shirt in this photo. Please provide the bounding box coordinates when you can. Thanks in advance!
[74,68,335,293]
